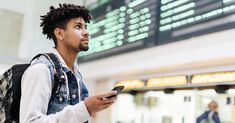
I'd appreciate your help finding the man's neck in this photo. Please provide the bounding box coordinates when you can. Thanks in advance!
[56,47,78,71]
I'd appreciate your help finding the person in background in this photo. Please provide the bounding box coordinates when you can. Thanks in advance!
[20,3,117,123]
[196,100,221,123]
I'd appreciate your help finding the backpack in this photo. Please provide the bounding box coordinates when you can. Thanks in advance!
[0,53,66,123]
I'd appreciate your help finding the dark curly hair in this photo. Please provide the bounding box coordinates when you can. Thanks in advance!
[40,3,91,46]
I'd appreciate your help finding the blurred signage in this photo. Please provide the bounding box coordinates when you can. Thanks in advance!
[191,71,235,84]
[78,0,235,62]
[115,80,145,90]
[147,75,187,87]
[158,0,235,43]
[79,0,158,61]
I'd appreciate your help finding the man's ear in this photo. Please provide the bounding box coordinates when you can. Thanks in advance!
[54,28,65,40]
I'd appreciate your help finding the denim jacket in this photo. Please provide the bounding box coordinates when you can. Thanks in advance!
[34,55,89,114]
[196,111,221,123]
[47,66,89,114]
[20,51,90,123]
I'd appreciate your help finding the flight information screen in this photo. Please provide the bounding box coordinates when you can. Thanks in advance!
[158,0,235,43]
[78,0,235,62]
[79,0,159,61]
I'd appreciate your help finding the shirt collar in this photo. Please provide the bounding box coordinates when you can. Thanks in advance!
[50,48,79,74]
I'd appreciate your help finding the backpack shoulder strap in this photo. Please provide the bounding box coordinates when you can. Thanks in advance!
[30,53,66,95]
[45,53,66,95]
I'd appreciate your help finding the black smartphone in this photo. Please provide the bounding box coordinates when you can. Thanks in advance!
[106,86,124,99]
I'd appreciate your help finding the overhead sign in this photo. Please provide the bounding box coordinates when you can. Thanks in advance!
[191,71,235,84]
[79,0,158,61]
[78,0,235,62]
[158,0,235,43]
[115,80,145,90]
[147,75,187,87]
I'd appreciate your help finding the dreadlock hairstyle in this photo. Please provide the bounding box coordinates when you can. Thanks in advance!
[40,3,91,46]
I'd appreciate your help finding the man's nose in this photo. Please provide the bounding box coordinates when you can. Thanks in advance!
[83,29,89,37]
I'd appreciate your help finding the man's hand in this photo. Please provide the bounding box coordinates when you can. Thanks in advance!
[84,91,117,117]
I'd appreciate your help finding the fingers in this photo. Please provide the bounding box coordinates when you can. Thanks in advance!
[103,104,113,109]
[84,95,117,116]
[102,101,115,109]
[96,95,116,106]
[103,101,115,106]
[95,95,116,104]
[102,99,115,105]
[93,99,114,111]
[97,91,117,99]
[103,96,117,103]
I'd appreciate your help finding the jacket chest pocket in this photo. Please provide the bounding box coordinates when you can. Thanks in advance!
[51,84,69,104]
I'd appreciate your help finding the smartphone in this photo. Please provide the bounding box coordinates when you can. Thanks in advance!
[106,86,124,99]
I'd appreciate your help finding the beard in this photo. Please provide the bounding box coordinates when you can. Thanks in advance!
[79,44,89,51]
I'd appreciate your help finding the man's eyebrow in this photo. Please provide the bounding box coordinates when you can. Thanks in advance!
[75,22,87,27]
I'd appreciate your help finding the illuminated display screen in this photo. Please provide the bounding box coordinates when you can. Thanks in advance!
[78,0,235,62]
[79,0,158,61]
[147,76,187,87]
[191,71,235,84]
[158,0,235,43]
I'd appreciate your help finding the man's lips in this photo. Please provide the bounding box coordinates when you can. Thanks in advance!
[81,39,89,45]
[81,38,89,41]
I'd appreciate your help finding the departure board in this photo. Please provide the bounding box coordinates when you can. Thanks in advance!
[79,0,158,61]
[158,0,235,43]
[78,0,235,62]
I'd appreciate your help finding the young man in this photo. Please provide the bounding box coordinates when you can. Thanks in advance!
[20,3,117,123]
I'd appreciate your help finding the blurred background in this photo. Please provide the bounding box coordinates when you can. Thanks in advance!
[1,0,235,123]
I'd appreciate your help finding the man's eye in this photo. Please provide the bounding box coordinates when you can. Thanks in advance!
[75,25,81,29]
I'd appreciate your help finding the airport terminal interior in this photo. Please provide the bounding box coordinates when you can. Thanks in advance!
[1,0,235,123]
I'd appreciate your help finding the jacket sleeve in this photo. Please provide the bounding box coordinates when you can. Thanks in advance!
[213,112,221,123]
[196,111,208,123]
[20,63,91,123]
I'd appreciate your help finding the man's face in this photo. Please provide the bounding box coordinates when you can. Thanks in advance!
[208,101,218,111]
[63,17,89,52]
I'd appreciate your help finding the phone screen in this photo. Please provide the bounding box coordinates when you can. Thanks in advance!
[106,86,124,99]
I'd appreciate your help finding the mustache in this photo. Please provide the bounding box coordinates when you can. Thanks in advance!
[80,36,89,41]
[81,38,89,41]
